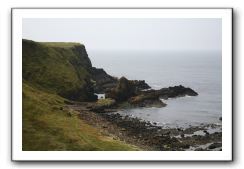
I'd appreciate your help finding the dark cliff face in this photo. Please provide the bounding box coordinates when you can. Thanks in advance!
[22,39,97,101]
[70,45,92,71]
[91,67,118,93]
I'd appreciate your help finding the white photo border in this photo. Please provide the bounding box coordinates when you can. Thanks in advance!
[11,8,233,161]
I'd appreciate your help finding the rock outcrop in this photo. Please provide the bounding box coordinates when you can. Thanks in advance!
[106,77,136,102]
[129,85,197,107]
[140,85,198,99]
[131,80,151,91]
[91,68,151,93]
[105,75,198,107]
[91,67,118,93]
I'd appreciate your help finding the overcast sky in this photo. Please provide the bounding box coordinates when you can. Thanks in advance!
[23,18,221,52]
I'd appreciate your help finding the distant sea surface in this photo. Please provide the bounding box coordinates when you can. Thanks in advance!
[89,50,222,128]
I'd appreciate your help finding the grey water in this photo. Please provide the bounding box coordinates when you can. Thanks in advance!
[89,50,222,128]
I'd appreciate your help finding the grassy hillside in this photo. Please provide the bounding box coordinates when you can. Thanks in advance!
[23,39,96,101]
[23,82,138,150]
[22,39,138,151]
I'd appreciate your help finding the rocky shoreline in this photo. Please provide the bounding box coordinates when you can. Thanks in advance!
[66,76,222,151]
[68,103,222,151]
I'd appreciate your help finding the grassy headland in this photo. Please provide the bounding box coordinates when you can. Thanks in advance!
[22,39,210,151]
[22,39,138,151]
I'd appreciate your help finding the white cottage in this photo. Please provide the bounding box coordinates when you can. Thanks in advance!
[95,93,105,100]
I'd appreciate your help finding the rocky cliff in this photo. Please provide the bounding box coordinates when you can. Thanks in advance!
[23,39,151,102]
[23,39,97,101]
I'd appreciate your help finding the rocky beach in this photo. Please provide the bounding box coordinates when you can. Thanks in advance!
[68,102,222,151]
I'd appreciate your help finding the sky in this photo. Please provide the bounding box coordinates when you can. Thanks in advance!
[22,18,222,52]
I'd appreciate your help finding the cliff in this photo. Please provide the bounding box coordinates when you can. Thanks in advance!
[23,39,98,101]
[22,39,139,150]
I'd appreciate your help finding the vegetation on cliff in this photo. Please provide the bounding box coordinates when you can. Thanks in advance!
[22,39,199,151]
[23,39,96,101]
[22,39,138,150]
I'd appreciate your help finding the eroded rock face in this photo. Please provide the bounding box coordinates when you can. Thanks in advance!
[91,67,118,93]
[130,80,151,91]
[106,77,136,102]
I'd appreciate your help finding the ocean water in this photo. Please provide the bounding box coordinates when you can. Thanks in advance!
[89,50,222,128]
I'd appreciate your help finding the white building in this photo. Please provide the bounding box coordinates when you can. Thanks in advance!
[94,93,105,100]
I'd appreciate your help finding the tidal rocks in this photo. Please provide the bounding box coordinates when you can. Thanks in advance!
[166,85,198,97]
[127,85,197,108]
[208,142,222,149]
[99,113,183,150]
[74,101,222,151]
[97,112,221,151]
[203,130,210,135]
[141,85,198,100]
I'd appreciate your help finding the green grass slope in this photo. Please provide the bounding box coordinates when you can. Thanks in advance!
[23,39,96,101]
[23,82,138,151]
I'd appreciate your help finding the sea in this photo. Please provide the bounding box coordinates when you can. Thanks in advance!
[89,50,222,129]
